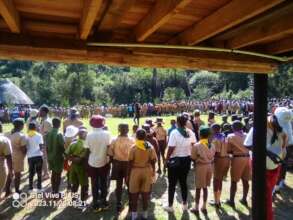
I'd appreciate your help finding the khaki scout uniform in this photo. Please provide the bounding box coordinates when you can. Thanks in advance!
[40,116,52,175]
[191,142,215,188]
[0,135,12,193]
[213,136,230,180]
[6,132,27,173]
[128,145,157,193]
[153,126,167,151]
[227,133,251,182]
[108,136,134,180]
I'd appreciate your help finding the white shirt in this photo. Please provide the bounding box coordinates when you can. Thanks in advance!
[26,133,44,158]
[244,127,285,170]
[168,128,196,158]
[85,128,111,168]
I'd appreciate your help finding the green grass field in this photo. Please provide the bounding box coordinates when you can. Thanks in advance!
[1,115,293,220]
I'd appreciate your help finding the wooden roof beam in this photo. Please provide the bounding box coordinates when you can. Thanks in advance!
[0,33,277,74]
[266,37,293,54]
[225,4,293,49]
[168,0,285,45]
[0,0,20,33]
[135,0,192,42]
[80,0,103,40]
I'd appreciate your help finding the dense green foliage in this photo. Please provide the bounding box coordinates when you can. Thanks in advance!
[0,61,292,106]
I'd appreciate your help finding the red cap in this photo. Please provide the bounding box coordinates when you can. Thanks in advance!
[90,115,105,128]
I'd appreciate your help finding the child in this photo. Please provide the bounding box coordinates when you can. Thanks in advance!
[226,121,250,208]
[65,126,88,209]
[211,123,229,208]
[26,122,44,193]
[153,118,167,174]
[167,119,176,137]
[5,118,27,195]
[128,129,157,220]
[108,124,134,213]
[132,124,138,139]
[191,126,215,215]
[45,118,65,195]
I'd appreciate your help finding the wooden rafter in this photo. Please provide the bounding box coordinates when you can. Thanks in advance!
[266,37,293,54]
[0,0,20,33]
[97,0,136,31]
[24,21,77,35]
[168,0,285,45]
[80,0,103,40]
[0,33,277,73]
[135,0,192,42]
[225,4,293,49]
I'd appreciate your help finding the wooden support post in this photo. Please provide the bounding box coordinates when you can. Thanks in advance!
[252,73,268,220]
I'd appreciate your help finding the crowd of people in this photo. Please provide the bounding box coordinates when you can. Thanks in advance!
[1,98,292,123]
[0,102,293,220]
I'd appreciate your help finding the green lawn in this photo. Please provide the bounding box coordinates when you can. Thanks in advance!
[1,116,293,220]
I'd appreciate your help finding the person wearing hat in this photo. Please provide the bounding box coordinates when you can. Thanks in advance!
[65,126,88,209]
[108,123,134,213]
[0,122,13,200]
[26,122,44,193]
[63,107,83,134]
[211,123,229,208]
[39,104,52,180]
[226,121,250,208]
[26,109,40,131]
[85,115,111,211]
[45,117,64,194]
[190,126,215,215]
[4,118,27,196]
[154,118,167,174]
[128,129,157,220]
[244,112,287,220]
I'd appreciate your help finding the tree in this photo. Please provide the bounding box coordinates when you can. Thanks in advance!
[163,87,186,102]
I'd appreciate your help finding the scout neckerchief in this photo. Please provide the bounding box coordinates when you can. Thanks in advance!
[28,130,37,137]
[199,138,211,149]
[177,127,189,138]
[135,140,150,151]
[213,133,225,141]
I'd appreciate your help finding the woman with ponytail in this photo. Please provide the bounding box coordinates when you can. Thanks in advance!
[163,114,196,213]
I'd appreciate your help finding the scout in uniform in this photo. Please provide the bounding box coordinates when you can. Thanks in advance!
[65,126,88,209]
[45,118,65,194]
[208,112,216,127]
[128,129,157,220]
[39,105,52,179]
[211,123,230,208]
[0,122,12,200]
[5,118,27,195]
[220,115,229,131]
[153,118,167,174]
[191,126,215,215]
[108,124,134,213]
[226,121,251,207]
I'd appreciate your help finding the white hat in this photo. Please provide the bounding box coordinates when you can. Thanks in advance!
[275,107,293,145]
[30,109,39,118]
[65,125,79,138]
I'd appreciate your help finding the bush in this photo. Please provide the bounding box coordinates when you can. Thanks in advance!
[163,87,186,102]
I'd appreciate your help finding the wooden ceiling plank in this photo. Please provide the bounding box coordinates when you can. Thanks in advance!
[168,0,285,45]
[0,0,20,33]
[23,21,77,35]
[226,5,293,49]
[135,0,192,42]
[97,0,136,31]
[80,0,103,40]
[266,37,293,54]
